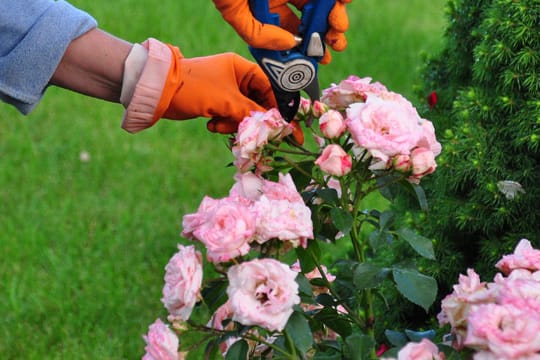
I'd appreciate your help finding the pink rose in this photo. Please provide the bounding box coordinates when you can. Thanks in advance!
[207,301,238,355]
[233,173,313,248]
[142,319,179,360]
[261,173,305,203]
[181,195,256,263]
[229,172,264,201]
[319,109,347,139]
[438,269,495,346]
[315,144,352,177]
[252,194,313,248]
[346,96,425,163]
[495,275,540,313]
[321,76,387,109]
[232,109,293,172]
[495,239,540,275]
[464,303,540,359]
[161,245,203,322]
[227,258,300,332]
[409,147,437,184]
[393,338,444,360]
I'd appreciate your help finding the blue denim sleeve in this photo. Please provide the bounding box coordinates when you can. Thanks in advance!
[0,0,97,114]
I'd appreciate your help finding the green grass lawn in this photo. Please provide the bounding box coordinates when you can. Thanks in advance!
[0,0,446,358]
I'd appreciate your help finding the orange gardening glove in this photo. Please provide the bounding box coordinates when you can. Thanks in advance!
[121,39,276,135]
[212,0,350,64]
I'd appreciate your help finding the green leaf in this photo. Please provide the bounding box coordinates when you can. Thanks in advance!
[201,278,228,314]
[368,230,393,252]
[313,349,343,360]
[225,339,249,360]
[295,240,321,273]
[285,311,313,355]
[314,307,352,338]
[378,210,396,230]
[316,188,339,205]
[410,183,429,210]
[353,263,390,289]
[296,273,314,297]
[315,293,335,307]
[289,161,315,190]
[392,267,437,312]
[384,329,408,347]
[405,329,436,342]
[344,333,375,360]
[330,207,353,234]
[396,228,435,260]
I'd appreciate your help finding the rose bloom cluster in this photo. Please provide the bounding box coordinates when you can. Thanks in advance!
[320,76,441,183]
[434,239,540,359]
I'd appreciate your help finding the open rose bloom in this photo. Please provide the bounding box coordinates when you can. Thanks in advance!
[437,239,540,359]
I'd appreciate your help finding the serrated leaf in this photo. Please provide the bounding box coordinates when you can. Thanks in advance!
[225,339,249,360]
[330,207,353,234]
[396,228,435,260]
[384,329,408,347]
[353,263,389,289]
[392,267,437,312]
[345,333,375,360]
[285,311,313,355]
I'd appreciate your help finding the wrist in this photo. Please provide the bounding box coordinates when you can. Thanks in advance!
[121,38,176,134]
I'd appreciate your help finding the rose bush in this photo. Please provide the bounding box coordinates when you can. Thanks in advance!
[138,76,537,359]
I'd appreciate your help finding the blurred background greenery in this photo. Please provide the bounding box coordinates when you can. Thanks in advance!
[0,0,445,358]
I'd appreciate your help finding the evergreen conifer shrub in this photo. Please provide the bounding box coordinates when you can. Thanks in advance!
[377,0,539,334]
[421,0,539,293]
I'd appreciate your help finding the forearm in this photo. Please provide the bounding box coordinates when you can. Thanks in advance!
[50,28,133,103]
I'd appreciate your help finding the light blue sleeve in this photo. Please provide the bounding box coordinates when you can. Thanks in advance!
[0,0,97,114]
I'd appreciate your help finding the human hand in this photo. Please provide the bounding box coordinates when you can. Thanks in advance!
[212,0,350,63]
[121,39,276,134]
[121,39,304,143]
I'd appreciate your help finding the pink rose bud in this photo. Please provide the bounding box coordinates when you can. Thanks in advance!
[319,110,347,139]
[315,144,353,177]
[297,97,312,116]
[312,100,329,118]
[392,154,412,173]
[409,147,437,183]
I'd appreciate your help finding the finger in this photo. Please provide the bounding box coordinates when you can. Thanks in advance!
[328,1,349,33]
[290,120,305,145]
[325,29,347,52]
[320,48,332,65]
[207,117,239,134]
[233,55,278,109]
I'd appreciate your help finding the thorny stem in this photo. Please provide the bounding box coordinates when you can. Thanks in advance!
[266,143,317,157]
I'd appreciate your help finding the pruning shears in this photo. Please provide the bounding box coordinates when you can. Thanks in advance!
[249,0,336,122]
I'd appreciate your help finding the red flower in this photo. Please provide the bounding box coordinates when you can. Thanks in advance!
[427,90,438,109]
[376,343,390,356]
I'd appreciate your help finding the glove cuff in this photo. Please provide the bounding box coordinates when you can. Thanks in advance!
[121,38,174,134]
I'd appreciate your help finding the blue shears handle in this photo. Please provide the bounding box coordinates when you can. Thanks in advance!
[248,0,335,93]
